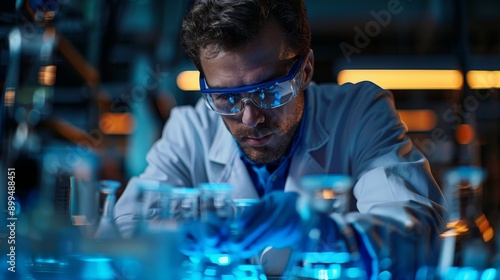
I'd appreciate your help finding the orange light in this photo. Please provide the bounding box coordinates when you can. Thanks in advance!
[482,227,495,243]
[5,88,15,107]
[337,69,463,90]
[467,70,500,89]
[476,214,495,242]
[397,110,438,132]
[72,215,91,226]
[38,65,57,86]
[99,113,135,135]
[177,71,200,91]
[441,220,469,237]
[319,189,336,199]
[455,124,475,145]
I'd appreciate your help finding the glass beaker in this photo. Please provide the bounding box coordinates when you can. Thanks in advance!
[189,182,239,279]
[299,174,353,214]
[69,176,101,239]
[133,180,197,280]
[134,179,173,235]
[436,166,494,279]
[136,182,200,234]
[232,198,268,280]
[94,180,122,240]
[290,174,367,280]
[170,187,201,224]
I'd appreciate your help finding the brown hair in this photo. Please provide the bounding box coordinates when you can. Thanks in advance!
[180,0,311,72]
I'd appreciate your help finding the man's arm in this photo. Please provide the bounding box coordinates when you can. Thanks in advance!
[331,82,446,277]
[232,82,448,277]
[114,101,214,237]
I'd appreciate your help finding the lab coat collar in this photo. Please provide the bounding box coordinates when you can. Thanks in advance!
[208,117,236,165]
[207,117,260,198]
[282,85,332,194]
[301,84,329,153]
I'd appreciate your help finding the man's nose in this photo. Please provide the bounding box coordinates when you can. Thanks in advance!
[241,100,265,127]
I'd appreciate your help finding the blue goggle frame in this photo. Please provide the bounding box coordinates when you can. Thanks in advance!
[200,57,304,115]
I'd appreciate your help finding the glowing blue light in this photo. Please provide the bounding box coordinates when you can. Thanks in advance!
[308,264,341,279]
[481,268,497,280]
[378,270,392,280]
[207,254,231,266]
[217,256,230,265]
[204,267,217,276]
[236,265,258,276]
[318,269,333,279]
[455,267,479,280]
[78,256,113,262]
[33,258,60,264]
[75,256,115,280]
[234,264,268,280]
[346,267,364,279]
[189,256,201,264]
[329,264,342,279]
[303,252,352,264]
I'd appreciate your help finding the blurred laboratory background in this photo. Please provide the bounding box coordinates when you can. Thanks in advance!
[1,0,499,221]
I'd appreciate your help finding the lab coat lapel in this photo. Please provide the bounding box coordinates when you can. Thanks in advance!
[207,118,259,199]
[284,86,330,194]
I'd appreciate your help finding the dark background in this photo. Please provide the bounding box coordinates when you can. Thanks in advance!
[1,0,499,223]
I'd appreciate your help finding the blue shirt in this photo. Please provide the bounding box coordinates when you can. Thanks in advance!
[239,93,307,197]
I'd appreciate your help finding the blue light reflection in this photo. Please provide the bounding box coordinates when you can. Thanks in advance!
[207,254,231,266]
[438,267,498,280]
[481,268,497,280]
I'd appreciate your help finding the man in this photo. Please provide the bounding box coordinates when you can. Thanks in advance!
[115,0,446,277]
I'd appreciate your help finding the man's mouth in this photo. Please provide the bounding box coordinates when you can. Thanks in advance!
[243,134,273,147]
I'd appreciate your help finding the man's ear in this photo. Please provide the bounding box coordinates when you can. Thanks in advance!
[302,49,315,87]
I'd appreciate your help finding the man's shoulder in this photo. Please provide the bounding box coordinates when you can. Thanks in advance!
[161,98,223,141]
[169,99,220,126]
[307,81,389,110]
[309,81,385,97]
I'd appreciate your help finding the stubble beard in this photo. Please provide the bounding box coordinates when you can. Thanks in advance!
[229,96,304,164]
[241,119,301,164]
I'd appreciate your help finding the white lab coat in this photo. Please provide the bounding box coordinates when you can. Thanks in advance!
[115,81,446,278]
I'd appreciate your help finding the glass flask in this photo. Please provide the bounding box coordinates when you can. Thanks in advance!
[188,182,240,280]
[61,180,122,280]
[289,174,367,280]
[94,180,122,239]
[232,199,268,280]
[69,176,101,239]
[170,187,201,224]
[435,166,495,279]
[134,179,173,235]
[133,180,197,280]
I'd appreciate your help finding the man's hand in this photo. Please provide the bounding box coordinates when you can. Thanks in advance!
[178,190,357,264]
[179,211,233,256]
[229,191,305,259]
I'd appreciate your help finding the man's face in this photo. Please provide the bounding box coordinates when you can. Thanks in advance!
[200,21,306,164]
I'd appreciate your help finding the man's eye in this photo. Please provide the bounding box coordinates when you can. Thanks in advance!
[215,93,240,104]
[258,85,280,99]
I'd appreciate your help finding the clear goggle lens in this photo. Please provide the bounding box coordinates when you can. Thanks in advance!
[200,57,304,115]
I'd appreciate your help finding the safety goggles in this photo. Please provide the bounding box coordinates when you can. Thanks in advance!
[200,57,304,115]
